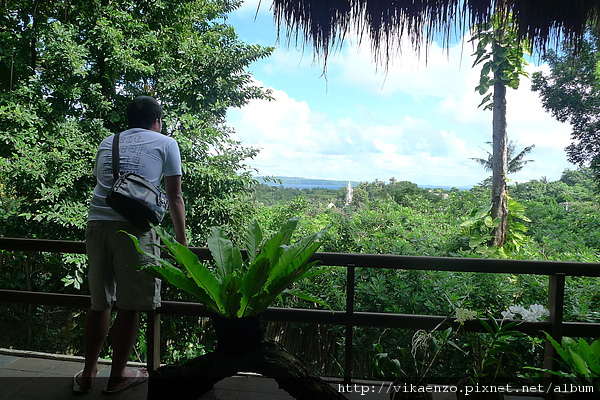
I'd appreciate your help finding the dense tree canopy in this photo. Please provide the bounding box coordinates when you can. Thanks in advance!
[531,28,600,168]
[0,0,272,242]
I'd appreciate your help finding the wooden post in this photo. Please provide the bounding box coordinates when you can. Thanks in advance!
[344,264,355,384]
[544,273,565,398]
[146,309,161,371]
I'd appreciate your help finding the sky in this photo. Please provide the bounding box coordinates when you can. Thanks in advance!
[224,1,576,188]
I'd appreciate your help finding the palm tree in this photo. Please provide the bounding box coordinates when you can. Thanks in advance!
[471,141,535,174]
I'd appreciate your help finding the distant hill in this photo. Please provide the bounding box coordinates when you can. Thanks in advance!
[256,176,357,190]
[420,184,472,191]
[256,176,471,191]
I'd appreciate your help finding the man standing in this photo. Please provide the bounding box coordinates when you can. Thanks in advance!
[74,96,187,394]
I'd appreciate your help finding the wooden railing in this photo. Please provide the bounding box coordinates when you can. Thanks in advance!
[1,237,600,383]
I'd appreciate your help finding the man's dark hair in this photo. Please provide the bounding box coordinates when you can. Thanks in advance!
[126,96,163,129]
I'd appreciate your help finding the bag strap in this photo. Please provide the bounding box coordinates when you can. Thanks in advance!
[111,132,121,180]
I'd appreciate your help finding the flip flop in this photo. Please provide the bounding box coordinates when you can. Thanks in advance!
[102,368,149,395]
[73,370,92,395]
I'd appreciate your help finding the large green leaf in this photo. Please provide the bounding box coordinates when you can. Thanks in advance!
[249,243,324,314]
[261,217,300,262]
[545,332,577,370]
[263,261,321,308]
[587,340,600,375]
[152,226,226,314]
[281,288,330,310]
[239,256,271,317]
[269,228,327,281]
[208,226,243,279]
[569,348,592,377]
[573,339,600,378]
[219,274,243,318]
[244,220,263,263]
[182,256,226,315]
[127,218,328,319]
[153,225,194,268]
[123,231,221,312]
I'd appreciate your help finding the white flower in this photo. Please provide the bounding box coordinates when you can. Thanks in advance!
[509,305,527,315]
[455,308,478,323]
[501,310,515,319]
[523,304,550,322]
[529,304,550,317]
[521,311,538,322]
[504,304,550,322]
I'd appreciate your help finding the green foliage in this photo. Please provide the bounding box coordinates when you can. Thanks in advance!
[0,0,272,243]
[510,169,600,262]
[0,0,273,365]
[0,3,598,379]
[531,27,600,167]
[372,326,456,383]
[455,305,549,384]
[537,334,600,392]
[4,168,600,376]
[249,175,600,379]
[126,218,329,318]
[468,316,528,382]
[459,197,531,257]
[470,14,530,110]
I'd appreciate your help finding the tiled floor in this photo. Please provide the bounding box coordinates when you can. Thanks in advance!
[0,349,544,400]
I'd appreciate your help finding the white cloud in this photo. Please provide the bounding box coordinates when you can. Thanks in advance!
[228,80,491,186]
[226,26,576,187]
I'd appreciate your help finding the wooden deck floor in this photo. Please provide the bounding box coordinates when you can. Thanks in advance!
[0,348,545,400]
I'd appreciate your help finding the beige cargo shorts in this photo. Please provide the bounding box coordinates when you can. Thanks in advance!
[86,220,161,311]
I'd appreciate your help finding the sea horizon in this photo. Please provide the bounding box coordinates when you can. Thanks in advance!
[255,176,472,191]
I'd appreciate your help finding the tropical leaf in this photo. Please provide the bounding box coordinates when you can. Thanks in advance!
[153,225,193,267]
[151,226,226,314]
[221,274,243,318]
[182,257,226,315]
[269,228,327,279]
[127,218,328,319]
[588,340,600,375]
[208,226,242,279]
[545,332,576,369]
[266,253,321,299]
[569,348,592,377]
[261,262,322,308]
[261,217,300,262]
[239,256,272,317]
[123,231,221,312]
[244,220,263,263]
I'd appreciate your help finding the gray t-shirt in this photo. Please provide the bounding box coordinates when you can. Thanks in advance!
[88,128,183,221]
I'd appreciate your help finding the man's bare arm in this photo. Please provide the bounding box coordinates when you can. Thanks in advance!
[164,175,187,246]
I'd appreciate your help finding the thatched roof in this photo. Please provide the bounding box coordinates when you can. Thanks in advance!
[271,0,600,63]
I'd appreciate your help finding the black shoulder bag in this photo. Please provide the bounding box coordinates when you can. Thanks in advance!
[105,132,168,231]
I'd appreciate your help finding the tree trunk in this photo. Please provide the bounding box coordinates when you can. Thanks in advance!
[491,76,508,247]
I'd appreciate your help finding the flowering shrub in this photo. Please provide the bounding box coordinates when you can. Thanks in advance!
[455,304,549,383]
[501,304,550,322]
[455,308,479,324]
